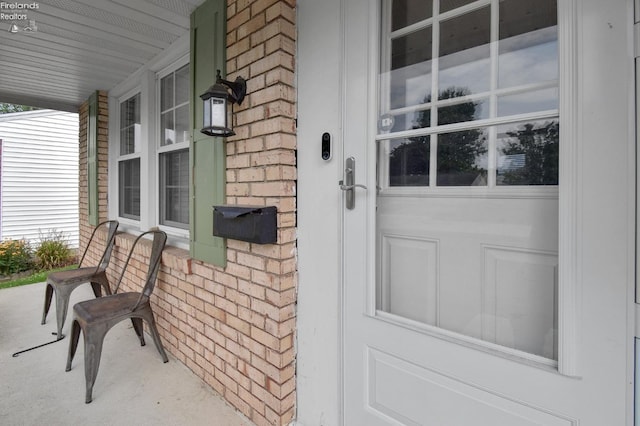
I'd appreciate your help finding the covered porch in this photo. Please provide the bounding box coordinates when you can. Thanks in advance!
[0,281,250,425]
[0,1,298,425]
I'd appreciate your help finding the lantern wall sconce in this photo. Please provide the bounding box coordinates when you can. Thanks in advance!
[200,69,247,137]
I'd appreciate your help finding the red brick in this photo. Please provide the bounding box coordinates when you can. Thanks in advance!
[266,3,295,24]
[226,313,252,336]
[238,386,266,415]
[228,7,251,32]
[238,358,267,386]
[241,17,269,43]
[224,391,253,421]
[250,0,279,16]
[216,369,239,394]
[238,333,267,358]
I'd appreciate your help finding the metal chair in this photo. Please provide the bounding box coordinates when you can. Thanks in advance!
[65,230,168,403]
[42,220,119,339]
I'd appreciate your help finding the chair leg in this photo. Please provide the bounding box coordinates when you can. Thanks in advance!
[83,326,107,404]
[99,275,112,296]
[131,317,145,346]
[66,320,81,372]
[90,282,103,298]
[92,272,112,296]
[41,283,53,325]
[145,314,169,363]
[54,288,71,339]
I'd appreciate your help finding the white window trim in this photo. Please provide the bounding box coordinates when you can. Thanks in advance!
[155,57,190,240]
[109,86,144,230]
[108,33,191,249]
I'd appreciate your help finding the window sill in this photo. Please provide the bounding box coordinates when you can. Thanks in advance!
[114,232,192,276]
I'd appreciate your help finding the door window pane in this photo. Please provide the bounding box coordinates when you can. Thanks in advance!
[438,6,491,98]
[437,94,488,126]
[498,27,558,89]
[389,27,433,110]
[388,136,430,186]
[440,0,475,13]
[498,0,558,118]
[497,120,559,186]
[499,0,557,42]
[384,109,431,133]
[498,88,558,117]
[391,0,432,31]
[436,128,488,186]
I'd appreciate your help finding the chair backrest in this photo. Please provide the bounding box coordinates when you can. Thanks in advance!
[78,220,119,272]
[113,230,167,303]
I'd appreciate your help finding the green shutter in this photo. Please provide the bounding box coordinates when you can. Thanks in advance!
[190,0,227,267]
[87,91,98,226]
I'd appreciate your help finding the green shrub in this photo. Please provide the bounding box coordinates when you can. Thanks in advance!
[0,239,33,276]
[35,230,74,271]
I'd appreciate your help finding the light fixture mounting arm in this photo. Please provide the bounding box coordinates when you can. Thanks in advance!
[216,69,246,105]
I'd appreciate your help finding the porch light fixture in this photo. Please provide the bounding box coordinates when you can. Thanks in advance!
[200,69,247,137]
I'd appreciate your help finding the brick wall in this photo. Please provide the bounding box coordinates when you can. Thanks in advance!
[77,2,297,425]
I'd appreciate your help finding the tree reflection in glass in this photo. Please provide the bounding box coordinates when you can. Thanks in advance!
[437,129,487,186]
[389,136,430,186]
[497,120,559,185]
[388,87,487,187]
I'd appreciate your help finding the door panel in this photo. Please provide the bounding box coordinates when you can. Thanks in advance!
[367,349,573,426]
[377,196,558,359]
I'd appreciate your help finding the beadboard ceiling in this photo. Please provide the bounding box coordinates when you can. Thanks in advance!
[0,0,205,112]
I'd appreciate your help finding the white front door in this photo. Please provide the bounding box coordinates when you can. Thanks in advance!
[342,0,633,425]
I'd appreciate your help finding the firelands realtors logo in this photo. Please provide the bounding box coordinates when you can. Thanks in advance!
[1,2,39,33]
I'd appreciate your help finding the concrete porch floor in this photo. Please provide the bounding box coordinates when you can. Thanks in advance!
[0,282,252,426]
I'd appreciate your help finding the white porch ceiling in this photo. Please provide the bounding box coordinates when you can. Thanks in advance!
[0,0,205,112]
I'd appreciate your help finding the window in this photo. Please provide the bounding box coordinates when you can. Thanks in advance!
[158,63,190,229]
[118,93,141,220]
[379,0,558,189]
[113,59,190,240]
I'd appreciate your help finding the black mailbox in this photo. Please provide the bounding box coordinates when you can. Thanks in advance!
[213,205,277,244]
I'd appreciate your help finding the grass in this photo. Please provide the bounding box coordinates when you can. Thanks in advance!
[0,264,77,290]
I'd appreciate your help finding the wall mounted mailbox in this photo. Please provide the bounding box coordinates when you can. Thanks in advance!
[213,205,277,244]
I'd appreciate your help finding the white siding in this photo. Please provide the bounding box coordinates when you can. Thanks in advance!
[0,110,79,248]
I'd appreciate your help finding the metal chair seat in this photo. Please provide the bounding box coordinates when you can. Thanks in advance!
[73,292,150,323]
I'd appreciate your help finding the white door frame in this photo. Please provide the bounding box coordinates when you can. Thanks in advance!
[296,0,345,424]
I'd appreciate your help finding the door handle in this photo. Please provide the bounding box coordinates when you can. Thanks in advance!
[339,157,367,210]
[339,183,368,191]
